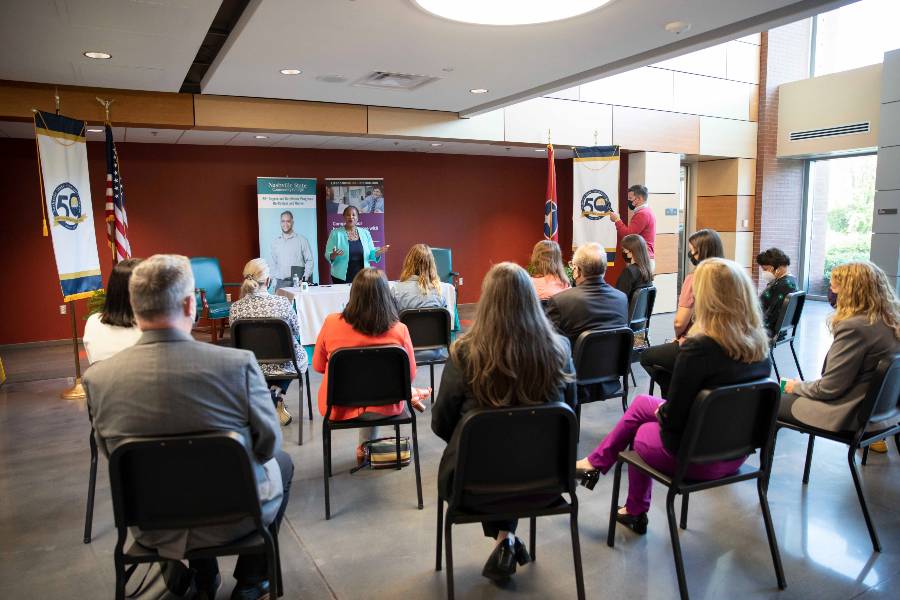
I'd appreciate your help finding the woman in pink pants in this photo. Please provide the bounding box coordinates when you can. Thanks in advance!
[576,258,772,534]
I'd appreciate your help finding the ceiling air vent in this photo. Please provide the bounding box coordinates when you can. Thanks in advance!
[353,71,439,91]
[790,122,870,141]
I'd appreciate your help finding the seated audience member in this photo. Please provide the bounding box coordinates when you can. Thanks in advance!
[313,268,427,464]
[432,262,576,583]
[83,258,143,364]
[83,254,291,600]
[757,247,798,338]
[392,243,448,311]
[528,240,571,300]
[781,261,900,453]
[615,234,654,301]
[576,258,770,534]
[639,228,724,396]
[230,258,308,426]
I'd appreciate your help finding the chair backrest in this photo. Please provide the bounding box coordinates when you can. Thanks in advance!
[628,286,656,335]
[675,379,781,483]
[572,327,634,386]
[857,353,900,431]
[326,345,412,411]
[399,308,451,351]
[450,403,578,509]
[431,247,454,284]
[190,257,227,305]
[772,291,806,344]
[108,432,262,531]
[232,318,298,367]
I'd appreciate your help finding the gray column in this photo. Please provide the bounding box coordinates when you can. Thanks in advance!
[871,49,900,292]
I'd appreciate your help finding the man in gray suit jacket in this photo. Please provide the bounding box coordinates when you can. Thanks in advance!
[84,254,291,600]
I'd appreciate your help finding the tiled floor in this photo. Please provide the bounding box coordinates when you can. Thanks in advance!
[0,300,897,599]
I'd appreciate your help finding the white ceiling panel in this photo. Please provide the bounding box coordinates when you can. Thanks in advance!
[0,0,221,92]
[227,132,291,146]
[85,125,126,143]
[273,134,335,148]
[177,130,240,145]
[125,128,184,143]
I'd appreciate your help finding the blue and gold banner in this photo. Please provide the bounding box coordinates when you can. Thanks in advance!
[573,145,619,264]
[34,111,102,301]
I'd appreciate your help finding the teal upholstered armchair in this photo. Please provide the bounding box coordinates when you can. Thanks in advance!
[430,247,461,331]
[189,257,241,343]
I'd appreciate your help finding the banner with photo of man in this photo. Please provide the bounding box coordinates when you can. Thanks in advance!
[325,178,386,250]
[573,145,619,265]
[257,177,319,287]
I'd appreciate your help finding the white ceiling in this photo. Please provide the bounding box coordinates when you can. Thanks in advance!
[0,121,571,158]
[0,0,851,115]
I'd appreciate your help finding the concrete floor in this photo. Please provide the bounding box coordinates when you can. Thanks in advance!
[0,300,898,599]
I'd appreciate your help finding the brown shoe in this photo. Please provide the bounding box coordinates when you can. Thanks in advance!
[276,399,293,426]
[869,440,888,453]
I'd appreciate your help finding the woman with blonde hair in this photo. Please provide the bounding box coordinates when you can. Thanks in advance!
[528,240,570,300]
[229,257,307,426]
[392,243,448,311]
[781,261,900,437]
[576,258,770,534]
[432,262,576,583]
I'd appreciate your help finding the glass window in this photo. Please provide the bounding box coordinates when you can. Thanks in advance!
[813,0,900,76]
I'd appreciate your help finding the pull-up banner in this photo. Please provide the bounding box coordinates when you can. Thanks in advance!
[34,111,103,301]
[325,177,386,262]
[573,145,619,265]
[257,177,319,286]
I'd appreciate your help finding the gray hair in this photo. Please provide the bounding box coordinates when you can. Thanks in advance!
[129,254,195,320]
[573,242,606,277]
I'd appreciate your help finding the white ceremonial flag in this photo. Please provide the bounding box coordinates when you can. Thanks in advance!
[572,145,620,265]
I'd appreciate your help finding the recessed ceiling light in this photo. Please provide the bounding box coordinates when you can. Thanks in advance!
[414,0,613,26]
[664,20,692,35]
[469,88,488,94]
[534,148,546,152]
[87,128,103,133]
[84,51,112,60]
[280,68,302,75]
[255,135,268,139]
[431,143,443,147]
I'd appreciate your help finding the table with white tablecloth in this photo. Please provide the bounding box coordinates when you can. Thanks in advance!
[276,282,457,345]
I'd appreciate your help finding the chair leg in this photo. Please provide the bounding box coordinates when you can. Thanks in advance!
[862,446,869,465]
[789,340,804,380]
[266,539,278,599]
[83,430,98,544]
[394,424,402,471]
[445,517,455,600]
[323,427,331,520]
[648,376,655,396]
[630,368,637,387]
[430,364,435,394]
[272,526,284,597]
[757,478,787,589]
[305,370,313,421]
[296,379,304,445]
[802,435,815,485]
[411,417,424,510]
[530,516,537,561]
[435,498,444,571]
[113,534,127,600]
[679,493,689,530]
[895,433,900,456]
[665,490,690,600]
[771,350,780,381]
[847,446,881,552]
[570,510,586,600]
[607,460,624,547]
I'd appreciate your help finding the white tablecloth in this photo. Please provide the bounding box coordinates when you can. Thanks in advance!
[276,282,457,345]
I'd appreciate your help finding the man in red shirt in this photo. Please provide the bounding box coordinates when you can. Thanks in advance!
[610,185,657,269]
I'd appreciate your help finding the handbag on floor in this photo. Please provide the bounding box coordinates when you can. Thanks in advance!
[124,560,196,599]
[361,436,411,470]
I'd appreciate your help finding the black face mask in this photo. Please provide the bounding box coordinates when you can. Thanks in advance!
[689,254,699,266]
[627,201,636,211]
[623,254,632,264]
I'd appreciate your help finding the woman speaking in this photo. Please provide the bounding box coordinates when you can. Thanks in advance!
[325,206,389,284]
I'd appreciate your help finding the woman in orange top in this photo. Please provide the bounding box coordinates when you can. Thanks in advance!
[313,268,427,459]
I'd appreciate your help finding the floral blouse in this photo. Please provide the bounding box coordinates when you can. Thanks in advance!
[229,291,308,376]
[760,274,798,338]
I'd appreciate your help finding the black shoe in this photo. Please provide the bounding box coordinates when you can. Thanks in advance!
[195,573,221,600]
[230,579,270,600]
[576,467,600,490]
[482,538,517,583]
[513,537,531,566]
[615,508,648,535]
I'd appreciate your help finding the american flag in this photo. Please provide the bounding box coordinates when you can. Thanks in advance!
[543,143,558,241]
[104,124,131,263]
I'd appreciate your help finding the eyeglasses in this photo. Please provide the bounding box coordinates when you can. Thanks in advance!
[568,261,576,269]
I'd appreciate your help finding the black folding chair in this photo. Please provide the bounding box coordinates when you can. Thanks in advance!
[83,424,99,544]
[774,353,900,552]
[232,318,313,445]
[607,379,785,600]
[322,345,423,519]
[435,403,585,600]
[628,286,656,386]
[400,308,452,397]
[573,327,634,423]
[108,432,283,600]
[770,291,806,380]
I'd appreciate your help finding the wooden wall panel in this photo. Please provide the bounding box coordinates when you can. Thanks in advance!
[0,80,193,127]
[367,106,504,141]
[504,97,612,146]
[654,233,679,274]
[696,195,755,231]
[193,95,367,134]
[720,231,755,267]
[726,41,761,84]
[699,117,757,158]
[649,193,679,235]
[628,151,681,194]
[612,106,700,154]
[652,272,678,314]
[697,158,757,196]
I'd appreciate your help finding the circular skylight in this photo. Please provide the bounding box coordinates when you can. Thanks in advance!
[413,0,613,26]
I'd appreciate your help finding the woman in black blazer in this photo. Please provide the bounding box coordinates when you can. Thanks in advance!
[615,233,654,302]
[432,262,576,585]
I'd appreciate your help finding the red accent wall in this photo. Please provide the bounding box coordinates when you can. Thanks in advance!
[0,138,607,345]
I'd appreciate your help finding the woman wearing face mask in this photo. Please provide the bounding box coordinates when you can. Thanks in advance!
[615,234,654,302]
[756,248,798,338]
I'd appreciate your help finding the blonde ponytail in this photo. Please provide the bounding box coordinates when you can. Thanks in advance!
[240,258,270,298]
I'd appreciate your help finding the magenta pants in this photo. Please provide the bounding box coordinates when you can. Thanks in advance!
[587,394,746,515]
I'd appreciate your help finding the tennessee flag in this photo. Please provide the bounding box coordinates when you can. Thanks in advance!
[544,143,558,241]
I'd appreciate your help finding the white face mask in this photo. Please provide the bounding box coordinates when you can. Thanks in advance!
[761,270,776,283]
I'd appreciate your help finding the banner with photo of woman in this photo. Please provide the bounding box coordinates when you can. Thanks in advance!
[325,178,386,250]
[257,177,319,287]
[573,145,619,264]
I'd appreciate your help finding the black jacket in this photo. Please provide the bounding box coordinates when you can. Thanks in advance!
[615,263,652,304]
[545,277,629,348]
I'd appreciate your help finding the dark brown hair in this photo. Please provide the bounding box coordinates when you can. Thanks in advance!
[621,234,653,284]
[101,258,142,327]
[341,268,398,336]
[756,247,790,269]
[688,228,725,262]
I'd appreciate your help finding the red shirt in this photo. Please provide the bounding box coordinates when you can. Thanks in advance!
[614,206,656,257]
[313,314,416,421]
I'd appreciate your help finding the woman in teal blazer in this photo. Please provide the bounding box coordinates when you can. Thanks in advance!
[325,206,390,283]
